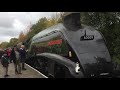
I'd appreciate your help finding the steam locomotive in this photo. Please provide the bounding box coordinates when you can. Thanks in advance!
[25,13,114,78]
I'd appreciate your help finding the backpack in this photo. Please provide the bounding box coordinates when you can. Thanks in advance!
[1,56,9,65]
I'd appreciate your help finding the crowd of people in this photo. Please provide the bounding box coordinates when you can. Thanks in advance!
[0,44,27,78]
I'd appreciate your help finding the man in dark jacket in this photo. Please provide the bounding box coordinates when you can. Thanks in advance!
[19,45,26,70]
[10,47,19,74]
[10,48,16,63]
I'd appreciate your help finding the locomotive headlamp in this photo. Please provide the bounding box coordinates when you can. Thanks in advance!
[75,62,80,73]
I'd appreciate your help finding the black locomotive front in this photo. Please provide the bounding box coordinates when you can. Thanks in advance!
[61,13,113,77]
[63,25,113,77]
[26,13,113,78]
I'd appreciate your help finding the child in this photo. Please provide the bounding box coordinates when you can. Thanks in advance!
[1,51,10,77]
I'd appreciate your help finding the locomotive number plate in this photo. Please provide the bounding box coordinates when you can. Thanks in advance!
[80,35,94,40]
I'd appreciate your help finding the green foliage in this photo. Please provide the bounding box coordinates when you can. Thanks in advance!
[0,42,9,49]
[8,38,18,47]
[0,38,18,49]
[81,12,120,64]
[26,17,49,41]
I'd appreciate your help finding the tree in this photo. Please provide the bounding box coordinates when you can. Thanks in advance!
[0,42,9,49]
[81,12,120,64]
[18,31,26,43]
[8,38,18,47]
[47,12,64,27]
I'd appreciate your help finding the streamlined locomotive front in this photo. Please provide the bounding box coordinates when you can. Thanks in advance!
[26,12,113,78]
[63,25,113,77]
[61,12,113,77]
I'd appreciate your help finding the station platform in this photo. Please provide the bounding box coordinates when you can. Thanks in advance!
[0,62,47,78]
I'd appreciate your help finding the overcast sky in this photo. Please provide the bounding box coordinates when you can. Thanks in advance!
[0,12,56,44]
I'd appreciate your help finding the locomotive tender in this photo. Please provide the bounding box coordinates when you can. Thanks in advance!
[26,13,113,78]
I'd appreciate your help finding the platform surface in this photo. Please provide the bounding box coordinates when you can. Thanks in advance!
[0,62,46,78]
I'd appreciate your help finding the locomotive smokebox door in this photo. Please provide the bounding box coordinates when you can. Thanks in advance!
[63,12,81,30]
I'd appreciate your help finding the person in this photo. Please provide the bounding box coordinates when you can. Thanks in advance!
[10,47,16,72]
[14,47,22,74]
[0,49,4,62]
[1,50,10,77]
[7,48,11,63]
[10,47,18,74]
[19,45,27,70]
[10,48,14,63]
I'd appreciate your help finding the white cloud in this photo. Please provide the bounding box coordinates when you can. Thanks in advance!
[13,19,26,32]
[0,12,14,28]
